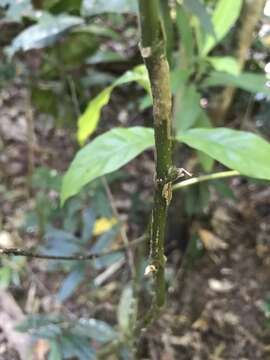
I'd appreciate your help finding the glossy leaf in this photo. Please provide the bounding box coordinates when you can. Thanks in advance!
[7,14,83,56]
[61,127,154,204]
[200,0,243,56]
[203,71,270,95]
[207,56,240,75]
[77,65,150,145]
[81,0,138,15]
[178,128,270,180]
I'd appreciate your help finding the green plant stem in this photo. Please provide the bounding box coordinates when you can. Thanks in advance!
[138,0,173,309]
[173,170,240,190]
[213,0,266,123]
[159,0,173,65]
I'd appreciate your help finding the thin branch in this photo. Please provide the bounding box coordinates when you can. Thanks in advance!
[0,235,146,261]
[172,170,240,191]
[138,0,173,310]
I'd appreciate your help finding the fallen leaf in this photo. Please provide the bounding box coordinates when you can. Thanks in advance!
[198,229,228,251]
[93,217,117,236]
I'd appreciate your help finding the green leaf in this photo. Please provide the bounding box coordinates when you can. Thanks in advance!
[77,65,150,145]
[81,0,138,16]
[60,335,96,360]
[17,315,63,339]
[57,265,85,302]
[176,6,194,66]
[178,128,270,180]
[48,341,62,360]
[0,267,12,289]
[183,0,215,36]
[207,56,240,75]
[175,84,202,132]
[78,86,112,145]
[200,0,243,56]
[203,71,270,95]
[118,284,137,336]
[61,127,154,205]
[71,318,117,342]
[193,113,215,172]
[7,14,83,57]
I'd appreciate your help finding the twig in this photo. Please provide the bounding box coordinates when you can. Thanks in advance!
[173,170,240,191]
[93,258,126,287]
[138,0,173,311]
[0,235,145,261]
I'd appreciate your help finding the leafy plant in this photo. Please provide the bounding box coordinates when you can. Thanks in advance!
[1,0,270,357]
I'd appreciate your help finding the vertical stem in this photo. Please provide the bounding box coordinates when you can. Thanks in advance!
[159,0,174,65]
[138,0,173,308]
[212,0,266,123]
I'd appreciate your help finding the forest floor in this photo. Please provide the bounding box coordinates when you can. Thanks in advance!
[1,84,270,360]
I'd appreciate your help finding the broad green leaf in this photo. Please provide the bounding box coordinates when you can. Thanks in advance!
[203,71,270,95]
[178,128,270,180]
[7,14,83,57]
[200,0,243,56]
[81,0,138,16]
[77,65,150,145]
[183,0,215,36]
[207,56,240,75]
[61,127,154,204]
